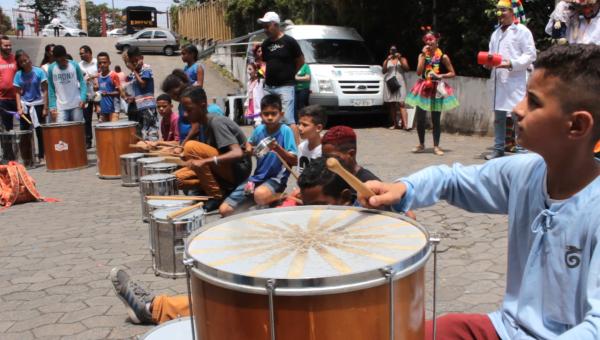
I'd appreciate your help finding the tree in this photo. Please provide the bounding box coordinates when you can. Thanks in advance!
[71,1,123,36]
[0,9,13,34]
[17,0,65,26]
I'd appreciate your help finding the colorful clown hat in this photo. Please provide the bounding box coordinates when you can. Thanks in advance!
[497,0,527,24]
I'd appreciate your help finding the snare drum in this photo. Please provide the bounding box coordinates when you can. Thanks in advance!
[140,317,193,340]
[95,121,138,179]
[147,199,195,253]
[137,157,166,178]
[41,122,88,172]
[186,207,431,340]
[150,207,205,278]
[0,130,35,168]
[144,162,177,175]
[120,153,146,187]
[139,174,178,222]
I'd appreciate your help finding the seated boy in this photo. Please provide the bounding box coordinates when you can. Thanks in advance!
[360,44,600,339]
[95,52,121,122]
[297,105,326,173]
[156,94,179,143]
[219,94,298,217]
[110,157,353,325]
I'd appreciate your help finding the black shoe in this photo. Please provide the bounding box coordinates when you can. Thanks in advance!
[110,267,154,324]
[485,151,505,160]
[203,198,223,212]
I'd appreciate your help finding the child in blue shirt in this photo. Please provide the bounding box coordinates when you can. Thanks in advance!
[219,94,297,217]
[95,52,121,122]
[181,44,204,87]
[360,44,600,339]
[123,46,158,141]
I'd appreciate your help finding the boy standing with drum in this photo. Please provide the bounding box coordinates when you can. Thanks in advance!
[360,44,600,339]
[96,52,121,122]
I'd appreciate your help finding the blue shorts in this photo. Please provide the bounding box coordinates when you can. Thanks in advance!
[224,178,286,208]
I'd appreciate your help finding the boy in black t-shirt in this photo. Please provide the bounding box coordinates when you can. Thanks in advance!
[258,11,304,142]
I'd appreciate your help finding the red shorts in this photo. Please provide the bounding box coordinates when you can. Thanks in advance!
[425,313,500,340]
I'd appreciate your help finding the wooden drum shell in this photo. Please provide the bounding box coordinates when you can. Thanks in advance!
[190,269,425,340]
[42,122,88,172]
[95,122,137,178]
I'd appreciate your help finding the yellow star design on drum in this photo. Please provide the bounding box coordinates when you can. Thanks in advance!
[187,207,428,280]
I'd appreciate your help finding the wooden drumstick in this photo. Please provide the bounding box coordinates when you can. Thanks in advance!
[161,156,187,166]
[131,133,150,146]
[20,114,32,125]
[145,195,212,201]
[326,157,375,198]
[167,202,204,220]
[271,151,299,180]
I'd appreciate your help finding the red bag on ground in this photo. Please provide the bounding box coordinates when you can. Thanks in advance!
[0,161,57,210]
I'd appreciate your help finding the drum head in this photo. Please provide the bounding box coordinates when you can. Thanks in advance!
[145,163,177,170]
[151,206,203,222]
[148,199,195,210]
[141,317,192,340]
[41,121,84,128]
[186,206,430,295]
[140,174,176,182]
[120,153,146,159]
[96,121,137,129]
[137,157,165,164]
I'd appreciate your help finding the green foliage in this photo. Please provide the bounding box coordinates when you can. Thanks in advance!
[71,1,123,37]
[225,0,553,77]
[0,10,13,34]
[17,0,65,26]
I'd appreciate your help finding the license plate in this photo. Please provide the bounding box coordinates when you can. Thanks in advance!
[352,99,373,107]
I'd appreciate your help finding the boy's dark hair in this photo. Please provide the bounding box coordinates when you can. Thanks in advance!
[156,94,172,103]
[114,65,121,72]
[322,125,357,152]
[298,105,327,126]
[41,44,55,65]
[14,49,28,70]
[182,44,199,61]
[260,94,282,111]
[52,45,67,58]
[80,45,92,54]
[126,46,141,57]
[1,35,10,41]
[97,52,110,60]
[297,157,351,199]
[180,86,207,104]
[535,44,600,139]
[161,69,189,93]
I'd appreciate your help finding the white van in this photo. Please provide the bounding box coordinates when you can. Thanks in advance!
[250,25,383,116]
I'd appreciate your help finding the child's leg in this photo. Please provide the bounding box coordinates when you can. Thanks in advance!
[254,179,285,206]
[219,181,249,217]
[431,111,441,146]
[415,107,427,146]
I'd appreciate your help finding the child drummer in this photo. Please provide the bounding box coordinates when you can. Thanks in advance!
[359,44,600,339]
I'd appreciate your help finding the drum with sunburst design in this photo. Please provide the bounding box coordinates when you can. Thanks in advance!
[185,206,431,340]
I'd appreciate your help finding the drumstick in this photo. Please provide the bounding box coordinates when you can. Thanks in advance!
[167,202,204,220]
[131,133,150,146]
[145,195,212,201]
[326,157,375,198]
[20,114,32,125]
[162,156,187,166]
[271,151,299,180]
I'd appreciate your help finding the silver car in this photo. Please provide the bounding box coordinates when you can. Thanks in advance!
[115,28,179,56]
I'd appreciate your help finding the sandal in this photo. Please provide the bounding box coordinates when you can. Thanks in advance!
[433,146,445,156]
[412,145,425,153]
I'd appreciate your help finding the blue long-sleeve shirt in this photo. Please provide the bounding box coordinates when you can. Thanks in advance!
[392,154,600,339]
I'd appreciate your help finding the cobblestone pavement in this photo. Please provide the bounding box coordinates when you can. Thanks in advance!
[1,37,507,339]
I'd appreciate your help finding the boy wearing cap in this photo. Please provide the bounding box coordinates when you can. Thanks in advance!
[258,11,305,143]
[485,0,536,160]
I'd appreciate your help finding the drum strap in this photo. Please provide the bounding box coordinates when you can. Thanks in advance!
[0,161,59,210]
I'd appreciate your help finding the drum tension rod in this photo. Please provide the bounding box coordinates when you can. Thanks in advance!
[383,267,395,340]
[430,234,442,340]
[183,258,196,340]
[266,279,277,340]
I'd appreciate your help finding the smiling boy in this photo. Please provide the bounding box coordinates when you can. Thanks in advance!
[361,44,600,339]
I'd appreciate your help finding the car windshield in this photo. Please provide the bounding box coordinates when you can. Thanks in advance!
[298,39,375,65]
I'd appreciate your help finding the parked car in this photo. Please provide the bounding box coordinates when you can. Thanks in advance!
[41,24,87,37]
[115,28,179,56]
[248,25,383,116]
[107,28,126,37]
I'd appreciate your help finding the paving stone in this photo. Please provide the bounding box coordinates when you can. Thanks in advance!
[61,327,112,340]
[0,320,15,332]
[32,322,86,337]
[0,309,41,321]
[7,313,62,333]
[0,330,36,340]
[58,306,110,323]
[38,301,87,314]
[28,278,71,292]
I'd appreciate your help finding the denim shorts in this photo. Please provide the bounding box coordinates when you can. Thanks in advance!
[224,178,286,208]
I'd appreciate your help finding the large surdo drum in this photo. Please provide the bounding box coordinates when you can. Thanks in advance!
[185,206,431,340]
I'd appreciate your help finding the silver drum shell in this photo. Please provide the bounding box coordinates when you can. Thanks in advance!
[146,199,195,252]
[139,174,178,222]
[137,157,165,178]
[0,130,35,168]
[143,162,177,175]
[150,208,205,278]
[120,153,146,187]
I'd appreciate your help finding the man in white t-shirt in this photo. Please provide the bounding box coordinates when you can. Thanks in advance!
[50,17,61,37]
[79,45,97,149]
[296,105,325,174]
[47,45,87,122]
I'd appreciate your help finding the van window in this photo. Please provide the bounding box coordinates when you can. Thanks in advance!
[299,39,375,65]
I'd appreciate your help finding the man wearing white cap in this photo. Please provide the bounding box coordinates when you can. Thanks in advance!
[258,11,304,141]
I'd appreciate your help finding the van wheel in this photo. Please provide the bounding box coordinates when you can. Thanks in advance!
[163,46,175,56]
[79,32,87,37]
[65,33,71,37]
[121,45,130,53]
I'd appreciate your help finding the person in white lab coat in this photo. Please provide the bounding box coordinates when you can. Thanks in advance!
[485,0,536,160]
[545,0,600,45]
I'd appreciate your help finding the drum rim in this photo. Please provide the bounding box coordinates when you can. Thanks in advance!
[144,162,178,169]
[120,153,146,159]
[149,206,203,222]
[0,130,33,135]
[186,206,432,296]
[147,199,196,207]
[95,121,138,128]
[141,317,191,339]
[137,157,166,163]
[140,173,176,181]
[41,121,84,127]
